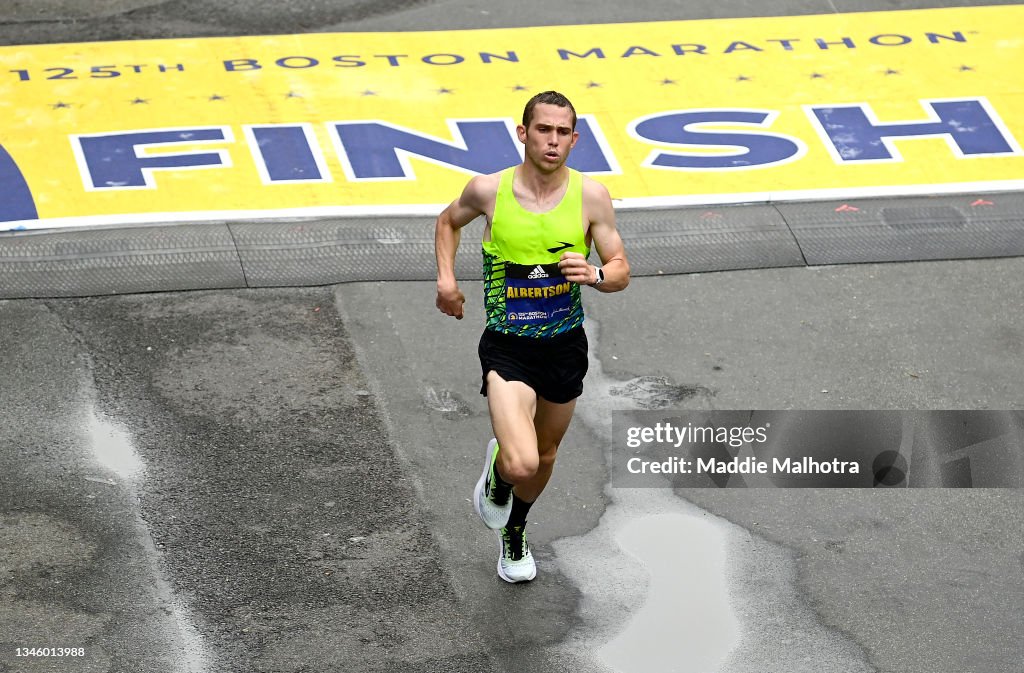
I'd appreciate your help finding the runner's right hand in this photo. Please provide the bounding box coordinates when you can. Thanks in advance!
[436,284,466,320]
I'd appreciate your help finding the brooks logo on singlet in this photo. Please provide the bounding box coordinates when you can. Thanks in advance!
[481,167,589,338]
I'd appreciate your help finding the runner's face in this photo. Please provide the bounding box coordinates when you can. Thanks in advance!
[518,104,578,171]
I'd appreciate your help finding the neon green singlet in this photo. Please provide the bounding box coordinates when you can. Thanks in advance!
[482,167,590,337]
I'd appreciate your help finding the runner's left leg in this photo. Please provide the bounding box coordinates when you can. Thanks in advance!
[514,396,577,502]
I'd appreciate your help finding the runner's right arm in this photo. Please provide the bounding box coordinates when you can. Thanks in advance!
[435,175,494,320]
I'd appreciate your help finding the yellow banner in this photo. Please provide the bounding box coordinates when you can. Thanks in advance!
[1,5,1022,230]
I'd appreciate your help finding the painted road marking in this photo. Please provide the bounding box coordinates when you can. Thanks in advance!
[1,6,1022,230]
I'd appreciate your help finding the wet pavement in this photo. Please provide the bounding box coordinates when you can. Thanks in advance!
[3,260,1024,672]
[1,290,490,672]
[339,263,1024,673]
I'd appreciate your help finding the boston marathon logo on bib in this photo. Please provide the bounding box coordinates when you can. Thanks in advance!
[505,263,573,325]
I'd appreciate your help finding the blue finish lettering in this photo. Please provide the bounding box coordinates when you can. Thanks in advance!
[808,98,1018,161]
[75,129,230,188]
[333,121,521,179]
[633,110,802,169]
[0,143,38,222]
[566,118,616,173]
[248,126,325,182]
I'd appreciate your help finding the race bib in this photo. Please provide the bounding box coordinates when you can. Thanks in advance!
[504,263,573,325]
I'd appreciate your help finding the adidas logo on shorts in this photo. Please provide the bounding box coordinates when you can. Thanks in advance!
[527,265,548,279]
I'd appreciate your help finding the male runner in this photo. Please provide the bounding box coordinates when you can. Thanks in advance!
[435,91,629,583]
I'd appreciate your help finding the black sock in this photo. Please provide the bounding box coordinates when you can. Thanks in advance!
[507,492,534,528]
[492,463,513,503]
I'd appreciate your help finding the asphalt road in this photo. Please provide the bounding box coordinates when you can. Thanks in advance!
[2,2,1023,673]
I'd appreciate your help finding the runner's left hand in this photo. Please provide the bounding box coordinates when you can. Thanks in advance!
[558,252,596,285]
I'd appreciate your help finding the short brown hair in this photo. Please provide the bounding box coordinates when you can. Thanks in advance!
[522,91,577,130]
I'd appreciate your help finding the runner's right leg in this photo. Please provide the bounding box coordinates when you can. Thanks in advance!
[473,371,537,529]
[485,370,540,484]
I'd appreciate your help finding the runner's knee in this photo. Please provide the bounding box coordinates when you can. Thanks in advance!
[534,453,557,477]
[497,447,540,483]
[537,444,558,470]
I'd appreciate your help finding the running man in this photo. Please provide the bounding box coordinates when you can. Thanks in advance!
[434,91,629,583]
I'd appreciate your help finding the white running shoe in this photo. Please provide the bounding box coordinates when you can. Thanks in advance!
[473,438,512,529]
[497,524,536,583]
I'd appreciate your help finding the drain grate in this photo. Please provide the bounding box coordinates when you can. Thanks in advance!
[882,205,966,230]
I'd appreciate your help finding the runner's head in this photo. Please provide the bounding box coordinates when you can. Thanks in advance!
[523,91,577,131]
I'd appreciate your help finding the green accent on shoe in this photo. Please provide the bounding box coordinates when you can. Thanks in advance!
[496,523,536,583]
[487,441,512,506]
[474,438,512,530]
[501,525,529,561]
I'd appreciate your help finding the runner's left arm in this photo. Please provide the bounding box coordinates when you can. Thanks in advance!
[559,179,629,292]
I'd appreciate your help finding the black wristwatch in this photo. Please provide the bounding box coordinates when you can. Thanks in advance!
[592,266,605,286]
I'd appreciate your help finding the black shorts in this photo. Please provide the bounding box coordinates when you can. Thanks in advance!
[478,327,589,404]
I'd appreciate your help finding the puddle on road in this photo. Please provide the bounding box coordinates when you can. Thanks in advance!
[601,513,738,673]
[86,409,144,481]
[553,486,739,673]
[552,318,739,673]
[82,401,212,673]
